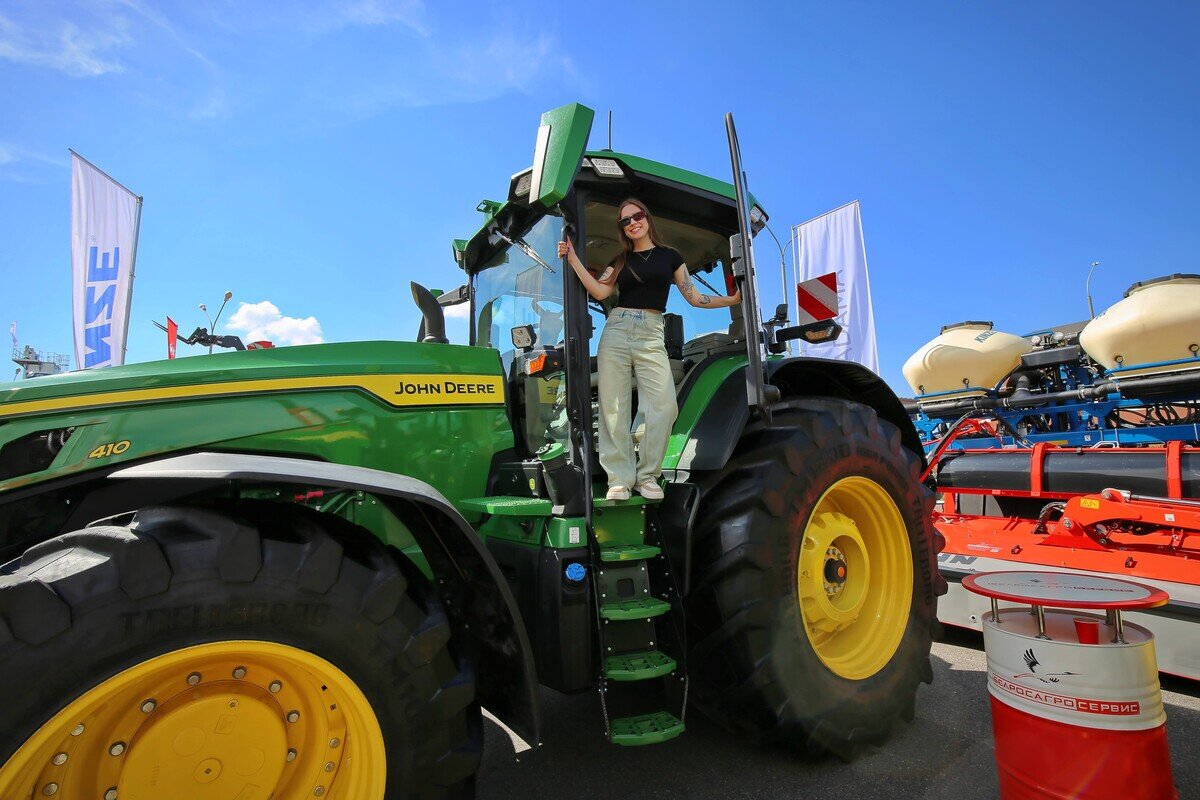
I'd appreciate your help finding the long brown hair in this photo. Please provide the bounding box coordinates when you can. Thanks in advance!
[602,198,669,284]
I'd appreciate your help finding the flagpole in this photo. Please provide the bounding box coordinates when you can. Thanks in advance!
[122,195,144,364]
[791,223,803,354]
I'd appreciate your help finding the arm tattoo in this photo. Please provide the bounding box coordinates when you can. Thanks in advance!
[683,276,711,305]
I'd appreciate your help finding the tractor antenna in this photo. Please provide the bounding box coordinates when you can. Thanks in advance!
[1086,261,1101,319]
[607,110,613,151]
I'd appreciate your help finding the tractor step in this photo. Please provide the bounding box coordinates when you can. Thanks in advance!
[609,711,685,746]
[604,649,676,681]
[458,496,552,516]
[600,544,661,562]
[599,597,671,621]
[593,494,660,508]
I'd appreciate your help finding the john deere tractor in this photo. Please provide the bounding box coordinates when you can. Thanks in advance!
[0,105,944,799]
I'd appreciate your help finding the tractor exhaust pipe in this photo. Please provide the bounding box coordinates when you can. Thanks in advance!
[411,282,449,344]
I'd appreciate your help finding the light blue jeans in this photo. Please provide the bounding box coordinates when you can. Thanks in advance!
[597,308,678,488]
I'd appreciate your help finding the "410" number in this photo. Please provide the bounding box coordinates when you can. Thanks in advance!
[88,440,131,459]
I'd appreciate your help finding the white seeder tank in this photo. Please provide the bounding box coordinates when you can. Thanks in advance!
[1079,274,1200,377]
[903,322,1029,400]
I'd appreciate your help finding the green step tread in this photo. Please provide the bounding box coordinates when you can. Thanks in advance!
[458,496,552,516]
[600,544,661,562]
[609,712,685,746]
[592,493,661,508]
[599,597,671,620]
[604,649,676,681]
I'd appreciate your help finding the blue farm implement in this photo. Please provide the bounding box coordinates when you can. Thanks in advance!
[903,274,1200,680]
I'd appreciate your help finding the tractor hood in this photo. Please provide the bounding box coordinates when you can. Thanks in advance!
[0,342,503,421]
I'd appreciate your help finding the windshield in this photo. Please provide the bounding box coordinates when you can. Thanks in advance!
[473,215,565,371]
[472,214,568,455]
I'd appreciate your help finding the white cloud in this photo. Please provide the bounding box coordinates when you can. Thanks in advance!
[443,302,470,319]
[442,301,470,345]
[340,0,429,36]
[0,141,66,183]
[0,12,129,77]
[226,301,324,346]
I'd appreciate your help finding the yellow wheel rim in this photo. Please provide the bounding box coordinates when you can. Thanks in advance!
[797,476,913,680]
[0,641,386,799]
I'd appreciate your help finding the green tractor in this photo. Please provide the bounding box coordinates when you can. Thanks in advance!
[0,104,944,799]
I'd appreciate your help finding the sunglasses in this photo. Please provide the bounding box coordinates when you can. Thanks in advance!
[619,210,648,228]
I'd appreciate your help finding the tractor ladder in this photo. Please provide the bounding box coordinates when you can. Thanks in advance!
[589,491,687,746]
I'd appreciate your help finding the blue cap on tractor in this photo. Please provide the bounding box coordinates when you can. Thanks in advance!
[564,563,587,583]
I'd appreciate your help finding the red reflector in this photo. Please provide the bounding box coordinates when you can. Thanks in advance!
[526,353,547,374]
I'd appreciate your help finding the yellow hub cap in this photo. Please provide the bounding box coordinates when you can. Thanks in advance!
[0,641,386,799]
[797,476,913,680]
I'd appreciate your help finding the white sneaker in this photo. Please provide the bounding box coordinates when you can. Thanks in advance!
[635,479,664,500]
[606,485,631,501]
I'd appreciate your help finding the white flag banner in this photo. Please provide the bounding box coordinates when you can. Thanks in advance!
[71,151,141,370]
[795,200,878,373]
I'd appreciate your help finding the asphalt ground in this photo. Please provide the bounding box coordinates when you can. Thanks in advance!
[479,628,1199,799]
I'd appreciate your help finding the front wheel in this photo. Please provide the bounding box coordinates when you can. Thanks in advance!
[0,502,480,799]
[688,398,940,757]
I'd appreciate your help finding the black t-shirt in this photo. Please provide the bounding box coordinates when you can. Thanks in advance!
[613,246,684,312]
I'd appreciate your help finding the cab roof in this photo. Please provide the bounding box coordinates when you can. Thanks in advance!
[454,150,767,273]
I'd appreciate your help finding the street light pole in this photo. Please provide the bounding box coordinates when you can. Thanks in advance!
[198,303,213,354]
[198,291,233,355]
[1086,261,1101,319]
[762,222,795,354]
[212,291,234,332]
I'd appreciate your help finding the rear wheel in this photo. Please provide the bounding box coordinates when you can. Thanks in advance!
[0,502,480,799]
[688,398,940,757]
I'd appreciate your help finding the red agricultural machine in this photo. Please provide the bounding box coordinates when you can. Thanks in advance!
[904,274,1200,679]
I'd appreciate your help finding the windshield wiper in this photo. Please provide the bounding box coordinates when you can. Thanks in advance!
[692,271,722,295]
[495,231,556,273]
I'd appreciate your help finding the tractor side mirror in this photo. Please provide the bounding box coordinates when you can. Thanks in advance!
[437,284,470,308]
[511,325,536,352]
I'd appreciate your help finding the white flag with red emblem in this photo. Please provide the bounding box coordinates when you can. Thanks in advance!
[795,200,878,372]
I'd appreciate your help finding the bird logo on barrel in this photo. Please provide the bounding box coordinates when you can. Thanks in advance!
[1016,649,1080,684]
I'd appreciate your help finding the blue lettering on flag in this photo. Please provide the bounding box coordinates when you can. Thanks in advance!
[85,284,115,325]
[87,246,119,282]
[84,324,112,368]
[83,245,121,367]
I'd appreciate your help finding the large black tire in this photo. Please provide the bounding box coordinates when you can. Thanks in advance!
[0,501,480,799]
[688,398,941,758]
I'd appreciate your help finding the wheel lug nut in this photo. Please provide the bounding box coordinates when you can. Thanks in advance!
[233,666,247,679]
[140,699,157,714]
[328,738,340,748]
[324,761,334,772]
[52,752,68,766]
[269,681,283,693]
[42,783,59,795]
[314,788,325,797]
[286,748,298,762]
[109,741,126,757]
[70,724,85,737]
[287,710,300,723]
[105,790,118,800]
[187,672,202,686]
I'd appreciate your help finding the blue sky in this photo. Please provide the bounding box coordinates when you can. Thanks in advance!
[2,1,1198,393]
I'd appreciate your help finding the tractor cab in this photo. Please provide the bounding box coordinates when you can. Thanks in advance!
[450,104,773,498]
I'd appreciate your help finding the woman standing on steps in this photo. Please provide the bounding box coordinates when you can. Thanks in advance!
[558,198,741,501]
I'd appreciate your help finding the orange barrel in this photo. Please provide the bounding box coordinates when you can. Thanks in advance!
[962,572,1177,800]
